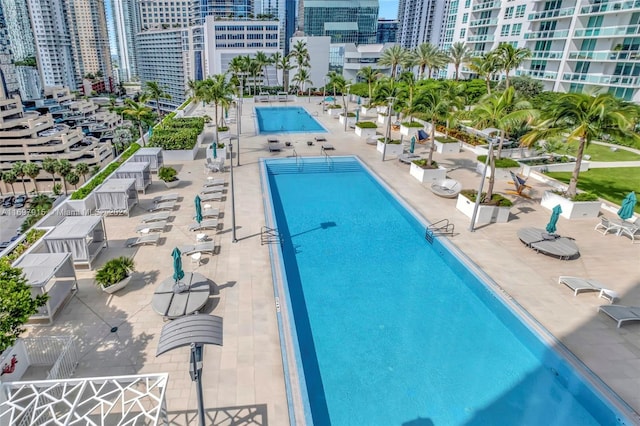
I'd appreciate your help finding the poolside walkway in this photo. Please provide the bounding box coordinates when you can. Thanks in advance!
[24,96,640,425]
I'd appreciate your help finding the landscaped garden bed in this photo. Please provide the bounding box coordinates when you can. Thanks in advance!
[476,155,520,179]
[434,136,461,154]
[456,190,512,225]
[148,116,205,161]
[377,138,403,156]
[355,121,377,138]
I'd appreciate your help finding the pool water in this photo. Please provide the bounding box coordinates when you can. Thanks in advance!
[255,106,326,134]
[263,157,631,426]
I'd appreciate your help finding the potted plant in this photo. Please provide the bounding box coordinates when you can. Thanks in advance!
[95,256,135,294]
[326,104,343,116]
[158,166,179,188]
[360,103,374,116]
[540,190,601,219]
[216,125,230,142]
[400,121,423,137]
[377,112,389,125]
[410,159,447,184]
[434,136,462,154]
[339,112,357,127]
[203,115,212,127]
[475,155,520,179]
[376,137,404,157]
[355,121,377,138]
[216,142,227,160]
[456,190,513,225]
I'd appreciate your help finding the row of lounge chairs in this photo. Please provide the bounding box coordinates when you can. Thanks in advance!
[594,216,639,243]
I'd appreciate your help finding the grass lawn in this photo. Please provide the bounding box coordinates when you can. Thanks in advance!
[546,167,640,213]
[563,142,640,162]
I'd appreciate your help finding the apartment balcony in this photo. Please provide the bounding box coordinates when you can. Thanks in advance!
[528,7,575,20]
[574,25,640,38]
[467,34,495,42]
[517,69,559,80]
[562,72,639,87]
[530,51,564,59]
[469,17,498,27]
[524,29,570,40]
[471,1,501,12]
[579,0,640,14]
[567,50,640,61]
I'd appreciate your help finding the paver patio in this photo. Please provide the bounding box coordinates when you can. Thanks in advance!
[23,97,640,425]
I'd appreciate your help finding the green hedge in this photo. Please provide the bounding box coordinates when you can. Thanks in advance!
[2,229,47,265]
[378,138,401,144]
[435,136,460,143]
[70,143,141,200]
[402,121,424,128]
[148,116,204,150]
[356,121,377,128]
[461,190,513,207]
[477,155,520,168]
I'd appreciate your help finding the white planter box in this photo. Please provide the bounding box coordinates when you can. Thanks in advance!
[376,141,403,157]
[519,159,591,176]
[100,275,132,294]
[326,107,343,116]
[456,193,511,225]
[215,130,230,142]
[162,143,199,162]
[540,190,601,220]
[361,106,373,116]
[476,162,520,180]
[355,126,377,138]
[339,115,356,127]
[163,179,180,189]
[377,114,389,125]
[400,125,421,137]
[435,140,461,154]
[376,105,388,114]
[409,162,447,184]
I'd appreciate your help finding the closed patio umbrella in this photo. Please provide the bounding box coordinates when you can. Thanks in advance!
[172,247,185,283]
[546,204,562,234]
[211,142,217,159]
[410,136,416,154]
[617,191,636,220]
[195,195,203,224]
[355,109,359,122]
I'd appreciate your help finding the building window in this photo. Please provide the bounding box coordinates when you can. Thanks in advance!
[515,5,526,18]
[460,28,466,38]
[504,7,514,19]
[464,0,470,8]
[511,23,522,36]
[462,13,468,24]
[501,25,511,36]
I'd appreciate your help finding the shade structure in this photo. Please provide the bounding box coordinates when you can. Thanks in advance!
[410,136,416,154]
[617,191,636,220]
[324,96,335,102]
[194,195,202,224]
[546,204,562,234]
[172,248,185,282]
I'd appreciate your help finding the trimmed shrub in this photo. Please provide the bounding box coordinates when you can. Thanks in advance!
[460,190,513,207]
[477,155,520,168]
[355,121,377,128]
[402,121,424,128]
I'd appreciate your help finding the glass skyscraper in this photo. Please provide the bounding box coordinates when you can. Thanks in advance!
[303,0,379,44]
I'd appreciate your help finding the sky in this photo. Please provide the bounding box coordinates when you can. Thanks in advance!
[378,0,399,19]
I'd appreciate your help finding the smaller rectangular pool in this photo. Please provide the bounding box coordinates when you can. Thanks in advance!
[255,106,326,134]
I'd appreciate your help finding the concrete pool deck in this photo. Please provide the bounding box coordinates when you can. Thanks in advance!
[23,97,640,425]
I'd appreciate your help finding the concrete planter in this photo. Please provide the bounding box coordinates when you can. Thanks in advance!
[377,114,389,125]
[540,190,601,220]
[163,179,180,189]
[476,162,520,180]
[339,115,356,127]
[326,107,343,117]
[410,163,447,185]
[518,158,591,176]
[456,193,511,225]
[400,125,421,137]
[162,132,202,162]
[435,140,461,154]
[377,141,403,157]
[361,106,374,116]
[101,275,132,294]
[355,126,377,138]
[215,130,230,142]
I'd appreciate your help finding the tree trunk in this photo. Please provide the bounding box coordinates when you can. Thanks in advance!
[138,122,145,146]
[61,178,68,195]
[427,117,436,167]
[214,102,220,143]
[31,178,39,194]
[20,178,27,195]
[486,77,491,95]
[496,129,505,159]
[264,66,270,86]
[486,143,496,201]
[567,136,586,198]
[368,84,372,101]
[455,65,459,81]
[505,70,510,89]
[156,97,161,117]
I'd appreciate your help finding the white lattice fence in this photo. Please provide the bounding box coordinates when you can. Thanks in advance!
[21,336,78,381]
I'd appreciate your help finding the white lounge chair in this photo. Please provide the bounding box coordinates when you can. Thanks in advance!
[148,201,176,212]
[180,241,218,256]
[152,193,179,204]
[135,221,167,233]
[188,219,219,232]
[594,217,621,236]
[618,222,639,243]
[269,143,285,152]
[203,179,226,188]
[558,276,617,303]
[126,234,161,247]
[139,212,171,223]
[201,193,224,202]
[201,185,225,194]
[598,305,640,328]
[430,179,462,199]
[321,144,335,151]
[202,207,220,218]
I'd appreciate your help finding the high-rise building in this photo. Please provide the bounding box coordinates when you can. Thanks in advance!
[303,0,379,44]
[0,0,42,99]
[0,4,19,96]
[65,0,113,90]
[377,19,398,44]
[138,0,194,29]
[111,0,140,81]
[449,0,640,102]
[194,0,254,22]
[27,0,77,89]
[257,0,296,53]
[397,0,449,50]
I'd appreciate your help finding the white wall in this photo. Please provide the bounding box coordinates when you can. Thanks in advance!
[290,36,330,89]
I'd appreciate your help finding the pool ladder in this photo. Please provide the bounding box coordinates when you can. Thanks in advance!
[261,226,283,245]
[425,219,455,243]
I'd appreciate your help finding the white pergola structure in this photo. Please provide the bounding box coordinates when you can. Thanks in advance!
[0,374,168,426]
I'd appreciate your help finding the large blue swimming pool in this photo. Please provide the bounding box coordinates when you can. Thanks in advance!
[255,106,326,134]
[261,157,634,425]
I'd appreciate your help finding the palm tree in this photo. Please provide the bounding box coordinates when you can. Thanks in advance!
[413,88,456,168]
[42,157,58,187]
[438,81,467,136]
[271,52,282,88]
[449,42,472,81]
[495,43,531,89]
[23,162,41,194]
[204,74,235,143]
[11,162,28,195]
[472,87,537,199]
[123,98,154,146]
[379,45,410,79]
[254,51,272,87]
[75,162,90,183]
[468,52,501,94]
[290,40,310,70]
[292,68,313,94]
[276,54,293,93]
[326,71,345,105]
[2,171,16,195]
[412,43,447,79]
[399,71,417,120]
[66,171,80,190]
[521,93,640,198]
[357,66,380,101]
[54,159,73,195]
[144,81,172,117]
[187,79,207,106]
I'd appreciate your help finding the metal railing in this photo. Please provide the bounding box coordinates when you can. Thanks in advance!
[425,219,455,243]
[21,336,78,381]
[321,146,334,167]
[261,226,282,245]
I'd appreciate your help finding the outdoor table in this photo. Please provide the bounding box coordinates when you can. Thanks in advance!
[152,272,210,319]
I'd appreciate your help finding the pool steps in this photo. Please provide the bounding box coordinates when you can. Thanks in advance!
[265,159,361,175]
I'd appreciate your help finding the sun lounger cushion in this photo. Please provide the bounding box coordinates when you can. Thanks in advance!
[135,221,167,233]
[180,242,217,256]
[598,305,640,328]
[558,276,606,296]
[201,185,224,194]
[322,144,335,151]
[152,193,179,204]
[200,193,223,202]
[269,143,285,152]
[149,201,176,212]
[126,234,161,247]
[188,219,219,232]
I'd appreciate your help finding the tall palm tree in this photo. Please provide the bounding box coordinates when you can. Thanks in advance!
[449,42,472,81]
[123,98,154,146]
[472,87,537,199]
[187,79,206,106]
[254,51,272,87]
[399,71,417,119]
[23,162,41,194]
[292,68,313,94]
[11,162,28,195]
[42,158,58,187]
[2,171,16,195]
[276,54,293,92]
[271,52,282,88]
[326,71,345,105]
[75,162,90,183]
[54,159,73,195]
[66,171,80,190]
[144,81,172,117]
[413,43,446,79]
[438,81,467,136]
[468,52,501,94]
[521,93,640,198]
[413,88,456,167]
[290,40,310,70]
[204,74,235,142]
[379,45,410,79]
[495,43,531,89]
[357,66,380,101]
